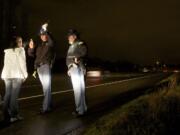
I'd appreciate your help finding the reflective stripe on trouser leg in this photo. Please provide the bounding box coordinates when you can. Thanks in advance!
[37,64,52,111]
[79,68,87,112]
[70,66,87,114]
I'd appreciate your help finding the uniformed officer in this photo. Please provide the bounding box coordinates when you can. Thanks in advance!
[66,29,87,116]
[28,23,55,114]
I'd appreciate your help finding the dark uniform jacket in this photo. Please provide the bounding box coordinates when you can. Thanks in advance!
[66,40,87,70]
[28,33,54,69]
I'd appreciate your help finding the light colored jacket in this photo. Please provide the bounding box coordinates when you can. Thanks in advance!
[1,47,28,79]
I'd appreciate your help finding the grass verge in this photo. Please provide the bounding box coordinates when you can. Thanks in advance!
[84,74,180,135]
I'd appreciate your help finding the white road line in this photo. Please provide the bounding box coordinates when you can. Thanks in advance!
[18,74,159,101]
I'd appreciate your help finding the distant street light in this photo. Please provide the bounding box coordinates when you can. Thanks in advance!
[156,61,160,65]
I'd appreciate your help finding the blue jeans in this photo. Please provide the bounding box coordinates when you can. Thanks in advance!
[3,78,23,118]
[69,66,87,114]
[37,64,52,111]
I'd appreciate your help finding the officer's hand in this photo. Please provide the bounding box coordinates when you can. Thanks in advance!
[32,70,37,78]
[67,70,71,76]
[29,39,34,49]
[74,58,80,64]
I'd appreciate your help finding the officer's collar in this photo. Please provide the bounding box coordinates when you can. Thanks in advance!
[42,41,48,45]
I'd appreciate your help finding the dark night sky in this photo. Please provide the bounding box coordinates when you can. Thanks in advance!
[14,0,180,64]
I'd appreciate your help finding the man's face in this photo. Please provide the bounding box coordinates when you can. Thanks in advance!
[68,35,77,44]
[40,34,48,42]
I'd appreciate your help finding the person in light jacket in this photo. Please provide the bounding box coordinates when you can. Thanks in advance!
[1,36,28,123]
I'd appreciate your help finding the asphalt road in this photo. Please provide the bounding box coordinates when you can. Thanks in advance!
[0,73,169,135]
[0,73,144,99]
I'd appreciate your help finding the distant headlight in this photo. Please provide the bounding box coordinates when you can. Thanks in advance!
[87,71,102,77]
[173,70,179,73]
[163,70,168,72]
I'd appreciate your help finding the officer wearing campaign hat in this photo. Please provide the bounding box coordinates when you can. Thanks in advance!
[28,23,55,114]
[66,29,88,116]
